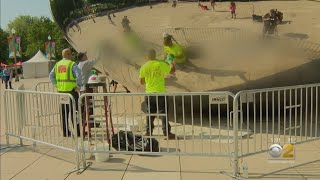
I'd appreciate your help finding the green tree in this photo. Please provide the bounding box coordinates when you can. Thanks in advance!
[0,28,9,63]
[6,15,76,61]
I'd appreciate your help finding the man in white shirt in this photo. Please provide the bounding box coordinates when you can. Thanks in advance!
[77,52,99,92]
[77,51,101,129]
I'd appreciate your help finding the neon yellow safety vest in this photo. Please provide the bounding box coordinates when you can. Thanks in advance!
[163,43,186,64]
[54,59,77,92]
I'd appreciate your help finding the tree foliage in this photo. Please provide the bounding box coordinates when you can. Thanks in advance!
[0,28,9,63]
[5,15,76,62]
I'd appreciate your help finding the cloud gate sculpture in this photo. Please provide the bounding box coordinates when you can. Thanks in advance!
[50,0,320,93]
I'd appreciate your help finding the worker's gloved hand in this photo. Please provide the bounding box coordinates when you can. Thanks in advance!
[167,54,174,63]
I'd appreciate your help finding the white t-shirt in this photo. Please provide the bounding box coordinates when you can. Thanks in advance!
[78,59,96,91]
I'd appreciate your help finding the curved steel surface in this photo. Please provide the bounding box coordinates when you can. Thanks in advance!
[50,0,320,93]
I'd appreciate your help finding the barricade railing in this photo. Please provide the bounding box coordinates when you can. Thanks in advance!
[34,82,57,93]
[4,90,82,170]
[34,77,112,93]
[5,83,320,177]
[232,83,320,175]
[78,92,236,168]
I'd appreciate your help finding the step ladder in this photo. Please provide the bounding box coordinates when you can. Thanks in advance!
[82,82,114,144]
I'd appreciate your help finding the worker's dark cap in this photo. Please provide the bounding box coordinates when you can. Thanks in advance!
[78,52,87,60]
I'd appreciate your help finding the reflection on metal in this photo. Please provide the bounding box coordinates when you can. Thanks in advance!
[50,0,320,93]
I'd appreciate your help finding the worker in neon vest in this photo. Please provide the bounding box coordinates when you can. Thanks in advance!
[163,32,186,64]
[140,49,176,140]
[49,48,82,137]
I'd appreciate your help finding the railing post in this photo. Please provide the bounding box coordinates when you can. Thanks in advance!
[233,97,240,177]
[78,94,87,170]
[4,91,10,146]
[70,95,81,171]
[17,90,24,146]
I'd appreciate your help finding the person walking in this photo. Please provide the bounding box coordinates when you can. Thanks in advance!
[0,67,4,84]
[139,49,176,139]
[49,48,82,137]
[2,67,13,89]
[210,0,217,11]
[230,2,236,19]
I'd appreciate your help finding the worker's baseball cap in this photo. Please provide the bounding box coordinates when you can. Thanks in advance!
[162,32,171,38]
[78,51,87,60]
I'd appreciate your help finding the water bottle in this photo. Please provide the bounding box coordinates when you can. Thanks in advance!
[242,163,248,179]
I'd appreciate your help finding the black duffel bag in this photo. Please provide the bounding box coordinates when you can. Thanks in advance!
[112,130,159,152]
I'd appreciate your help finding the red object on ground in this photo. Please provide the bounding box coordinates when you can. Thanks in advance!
[199,4,209,10]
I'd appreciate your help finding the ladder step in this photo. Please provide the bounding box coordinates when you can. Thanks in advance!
[91,128,106,132]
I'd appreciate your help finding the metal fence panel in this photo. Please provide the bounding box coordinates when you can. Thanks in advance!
[4,90,81,169]
[5,83,320,177]
[233,83,320,157]
[78,92,235,167]
[34,82,57,93]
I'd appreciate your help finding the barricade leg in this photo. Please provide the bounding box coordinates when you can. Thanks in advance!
[233,100,240,177]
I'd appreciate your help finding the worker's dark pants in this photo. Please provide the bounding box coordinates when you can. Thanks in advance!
[4,76,12,89]
[60,90,80,137]
[145,96,171,134]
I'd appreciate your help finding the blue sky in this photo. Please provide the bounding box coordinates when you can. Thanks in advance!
[1,0,52,29]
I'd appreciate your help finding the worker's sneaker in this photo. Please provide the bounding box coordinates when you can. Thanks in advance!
[163,132,176,140]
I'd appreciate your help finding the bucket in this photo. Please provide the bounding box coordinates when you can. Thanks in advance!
[83,141,92,160]
[94,143,110,162]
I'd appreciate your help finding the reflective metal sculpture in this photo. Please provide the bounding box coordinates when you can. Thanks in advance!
[50,0,320,92]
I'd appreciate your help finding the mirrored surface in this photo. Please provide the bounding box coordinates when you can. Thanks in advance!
[50,0,320,92]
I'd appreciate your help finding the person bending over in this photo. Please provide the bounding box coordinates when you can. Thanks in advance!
[163,32,186,64]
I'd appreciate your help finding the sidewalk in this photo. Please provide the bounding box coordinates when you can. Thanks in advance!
[1,138,320,180]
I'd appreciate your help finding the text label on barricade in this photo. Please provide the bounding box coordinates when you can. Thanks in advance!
[209,94,228,104]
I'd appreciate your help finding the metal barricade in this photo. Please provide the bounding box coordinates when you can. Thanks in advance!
[34,77,112,93]
[78,92,235,168]
[34,82,57,93]
[4,90,82,170]
[232,83,320,175]
[5,83,320,176]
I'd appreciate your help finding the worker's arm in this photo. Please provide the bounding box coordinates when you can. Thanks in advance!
[49,67,57,86]
[87,59,97,68]
[72,64,83,87]
[139,66,145,85]
[163,53,168,61]
[162,61,175,75]
[169,62,175,74]
[140,78,145,85]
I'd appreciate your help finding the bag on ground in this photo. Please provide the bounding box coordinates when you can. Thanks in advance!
[112,130,159,152]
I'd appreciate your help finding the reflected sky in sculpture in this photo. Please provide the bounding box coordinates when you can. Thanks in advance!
[49,0,320,92]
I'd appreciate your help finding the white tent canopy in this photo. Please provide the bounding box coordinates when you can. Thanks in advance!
[23,50,55,79]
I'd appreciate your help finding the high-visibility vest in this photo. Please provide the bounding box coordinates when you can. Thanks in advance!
[54,59,77,92]
[163,43,186,64]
